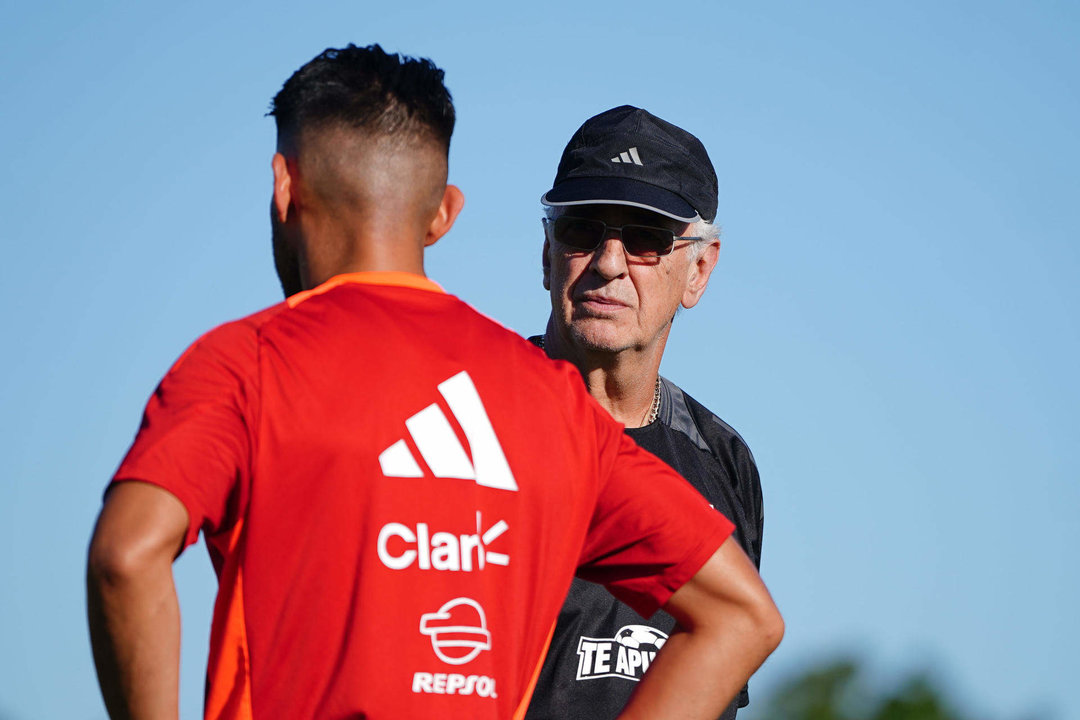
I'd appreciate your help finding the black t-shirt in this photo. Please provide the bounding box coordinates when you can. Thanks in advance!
[525,375,763,720]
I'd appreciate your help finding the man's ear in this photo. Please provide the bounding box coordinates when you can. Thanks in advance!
[542,236,552,291]
[681,240,720,309]
[425,184,466,247]
[272,153,293,223]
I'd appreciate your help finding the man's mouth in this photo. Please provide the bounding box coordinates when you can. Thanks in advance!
[576,294,628,314]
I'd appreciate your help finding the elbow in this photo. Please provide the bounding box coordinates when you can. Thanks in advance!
[745,587,784,660]
[760,603,784,655]
[86,483,189,591]
[87,523,172,591]
[87,536,145,590]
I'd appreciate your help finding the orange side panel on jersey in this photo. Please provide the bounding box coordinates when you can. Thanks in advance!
[204,520,253,720]
[286,271,445,308]
[511,620,558,720]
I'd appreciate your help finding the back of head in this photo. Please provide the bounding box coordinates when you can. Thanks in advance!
[269,44,455,225]
[270,43,454,158]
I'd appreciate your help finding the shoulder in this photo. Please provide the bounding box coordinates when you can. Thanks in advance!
[658,377,756,465]
[658,379,764,566]
[454,321,588,396]
[164,302,288,381]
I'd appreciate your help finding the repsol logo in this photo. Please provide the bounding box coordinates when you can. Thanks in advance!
[576,625,669,682]
[378,511,508,572]
[412,672,497,698]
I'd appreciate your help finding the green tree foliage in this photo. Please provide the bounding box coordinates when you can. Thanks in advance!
[755,657,972,720]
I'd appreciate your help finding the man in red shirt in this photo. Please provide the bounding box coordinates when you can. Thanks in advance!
[86,44,782,720]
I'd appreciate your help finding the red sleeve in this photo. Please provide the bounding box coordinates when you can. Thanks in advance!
[577,404,735,619]
[110,320,258,549]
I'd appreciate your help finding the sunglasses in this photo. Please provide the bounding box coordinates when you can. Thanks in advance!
[544,216,702,257]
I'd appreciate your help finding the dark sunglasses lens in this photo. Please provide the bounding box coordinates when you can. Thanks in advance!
[622,226,675,257]
[553,217,605,251]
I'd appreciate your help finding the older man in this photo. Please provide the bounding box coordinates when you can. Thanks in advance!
[86,52,780,720]
[526,106,765,720]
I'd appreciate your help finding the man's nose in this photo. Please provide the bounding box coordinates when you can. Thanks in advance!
[590,233,629,278]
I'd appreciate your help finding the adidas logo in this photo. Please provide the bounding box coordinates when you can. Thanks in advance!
[379,371,518,492]
[610,147,643,165]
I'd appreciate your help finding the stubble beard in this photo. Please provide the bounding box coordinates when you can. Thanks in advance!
[565,317,638,356]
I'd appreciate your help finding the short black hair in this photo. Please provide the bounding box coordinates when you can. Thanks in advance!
[270,43,455,154]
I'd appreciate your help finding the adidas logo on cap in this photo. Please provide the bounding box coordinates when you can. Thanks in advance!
[610,147,643,165]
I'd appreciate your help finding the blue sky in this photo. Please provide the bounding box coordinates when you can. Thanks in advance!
[2,1,1077,718]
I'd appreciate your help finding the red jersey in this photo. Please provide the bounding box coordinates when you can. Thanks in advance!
[112,272,733,719]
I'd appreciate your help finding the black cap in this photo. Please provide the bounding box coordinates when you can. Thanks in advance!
[541,105,718,223]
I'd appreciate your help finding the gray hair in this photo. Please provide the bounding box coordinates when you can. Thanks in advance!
[542,205,720,259]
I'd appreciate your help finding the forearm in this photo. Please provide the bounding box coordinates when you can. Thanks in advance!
[87,555,181,720]
[616,614,775,719]
[617,540,783,720]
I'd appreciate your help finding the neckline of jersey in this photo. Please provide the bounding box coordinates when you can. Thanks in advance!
[286,271,446,308]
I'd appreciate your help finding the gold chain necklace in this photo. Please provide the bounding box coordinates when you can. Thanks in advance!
[645,374,661,425]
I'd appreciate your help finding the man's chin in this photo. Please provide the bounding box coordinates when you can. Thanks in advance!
[568,322,635,355]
